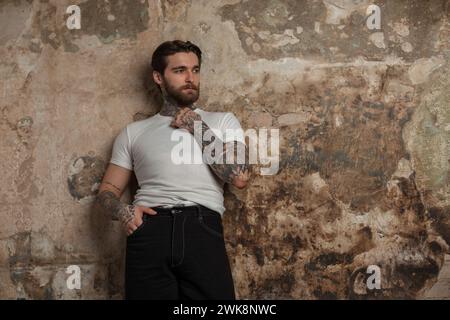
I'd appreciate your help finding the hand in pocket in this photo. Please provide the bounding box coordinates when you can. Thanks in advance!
[125,206,157,236]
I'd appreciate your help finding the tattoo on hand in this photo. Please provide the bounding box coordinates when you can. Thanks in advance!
[179,111,201,133]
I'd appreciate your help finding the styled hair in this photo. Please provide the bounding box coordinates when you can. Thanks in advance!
[151,40,202,74]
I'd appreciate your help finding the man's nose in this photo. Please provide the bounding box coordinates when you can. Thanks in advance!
[185,71,194,82]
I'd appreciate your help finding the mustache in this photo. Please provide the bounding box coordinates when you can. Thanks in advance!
[181,84,198,90]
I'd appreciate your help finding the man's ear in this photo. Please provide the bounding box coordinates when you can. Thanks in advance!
[153,70,163,86]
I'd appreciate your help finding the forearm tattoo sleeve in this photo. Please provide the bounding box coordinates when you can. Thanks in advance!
[96,190,135,226]
[193,120,251,185]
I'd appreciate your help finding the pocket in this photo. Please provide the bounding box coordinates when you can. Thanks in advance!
[198,215,224,238]
[127,216,147,238]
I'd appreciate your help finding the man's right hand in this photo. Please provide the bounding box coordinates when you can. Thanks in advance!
[124,205,157,236]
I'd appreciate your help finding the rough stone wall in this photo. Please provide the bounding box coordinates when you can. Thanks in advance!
[0,0,449,299]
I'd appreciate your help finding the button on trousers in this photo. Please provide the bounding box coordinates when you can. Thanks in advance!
[125,204,236,300]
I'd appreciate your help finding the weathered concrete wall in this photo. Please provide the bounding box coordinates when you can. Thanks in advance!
[0,0,449,299]
[425,254,450,299]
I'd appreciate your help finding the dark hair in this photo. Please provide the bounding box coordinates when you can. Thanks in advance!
[151,40,202,74]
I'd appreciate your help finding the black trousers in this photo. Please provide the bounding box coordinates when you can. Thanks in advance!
[125,204,236,300]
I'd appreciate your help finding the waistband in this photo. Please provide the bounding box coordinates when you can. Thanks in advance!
[149,204,220,217]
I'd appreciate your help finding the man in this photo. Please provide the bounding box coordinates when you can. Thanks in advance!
[96,40,251,300]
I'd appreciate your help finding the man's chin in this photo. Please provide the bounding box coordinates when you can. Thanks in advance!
[164,85,200,105]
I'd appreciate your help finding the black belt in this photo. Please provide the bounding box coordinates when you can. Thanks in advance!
[148,204,220,217]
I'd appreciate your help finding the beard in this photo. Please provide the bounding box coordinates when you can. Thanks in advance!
[163,80,200,106]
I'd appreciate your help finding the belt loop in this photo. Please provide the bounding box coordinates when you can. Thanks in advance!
[197,205,203,221]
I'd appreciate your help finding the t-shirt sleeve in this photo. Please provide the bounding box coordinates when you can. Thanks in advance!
[221,112,245,144]
[109,126,133,170]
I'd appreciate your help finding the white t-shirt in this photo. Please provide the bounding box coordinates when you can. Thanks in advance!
[109,108,245,215]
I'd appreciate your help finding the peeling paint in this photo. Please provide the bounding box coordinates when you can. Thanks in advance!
[1,0,449,300]
[68,156,106,202]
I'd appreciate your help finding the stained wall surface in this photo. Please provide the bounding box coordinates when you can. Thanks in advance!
[0,0,449,299]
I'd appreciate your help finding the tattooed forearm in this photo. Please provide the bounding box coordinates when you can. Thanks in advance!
[96,190,135,226]
[103,181,121,193]
[213,141,251,185]
[171,107,251,186]
[193,120,251,185]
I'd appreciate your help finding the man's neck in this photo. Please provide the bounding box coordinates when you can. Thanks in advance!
[159,94,196,117]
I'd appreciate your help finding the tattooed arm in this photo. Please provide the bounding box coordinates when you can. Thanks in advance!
[171,107,251,189]
[97,189,136,225]
[96,163,156,235]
